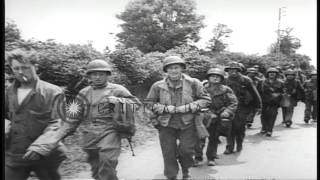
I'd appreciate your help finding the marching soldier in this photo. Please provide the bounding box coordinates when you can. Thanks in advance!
[146,56,211,180]
[304,70,317,123]
[194,68,238,166]
[245,68,263,128]
[224,62,262,153]
[281,69,304,127]
[48,59,140,180]
[5,49,67,180]
[253,64,266,81]
[258,68,285,136]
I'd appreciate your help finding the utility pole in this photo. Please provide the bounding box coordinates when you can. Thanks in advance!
[276,7,286,62]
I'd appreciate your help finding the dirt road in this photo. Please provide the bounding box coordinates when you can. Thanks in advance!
[73,102,317,179]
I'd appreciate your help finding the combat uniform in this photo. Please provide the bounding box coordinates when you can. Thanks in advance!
[258,68,285,135]
[61,82,139,180]
[5,78,67,180]
[146,73,211,179]
[48,60,140,180]
[281,70,304,127]
[194,74,238,163]
[246,68,263,128]
[304,74,317,122]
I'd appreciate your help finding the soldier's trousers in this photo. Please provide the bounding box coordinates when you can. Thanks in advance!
[5,150,65,180]
[304,100,317,121]
[158,125,197,179]
[83,132,121,180]
[282,106,295,124]
[246,109,257,125]
[195,119,232,161]
[231,106,251,151]
[261,105,279,132]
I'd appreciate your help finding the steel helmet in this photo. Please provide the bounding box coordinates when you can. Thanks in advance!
[247,67,257,74]
[284,69,296,76]
[163,56,186,72]
[266,67,279,74]
[206,68,225,80]
[86,59,112,75]
[224,62,242,72]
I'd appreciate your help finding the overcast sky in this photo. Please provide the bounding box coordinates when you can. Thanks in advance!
[5,0,317,66]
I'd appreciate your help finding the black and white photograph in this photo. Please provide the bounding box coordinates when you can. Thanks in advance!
[4,0,317,179]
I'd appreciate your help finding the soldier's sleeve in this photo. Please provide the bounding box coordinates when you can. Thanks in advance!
[116,85,142,108]
[222,87,238,116]
[185,79,211,113]
[145,83,167,114]
[246,78,262,109]
[28,91,83,156]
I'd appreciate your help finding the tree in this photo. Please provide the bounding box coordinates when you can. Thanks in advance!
[5,19,21,43]
[269,27,301,56]
[206,23,233,53]
[116,0,205,53]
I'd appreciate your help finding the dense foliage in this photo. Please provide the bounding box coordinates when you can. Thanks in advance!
[5,15,314,99]
[116,0,205,53]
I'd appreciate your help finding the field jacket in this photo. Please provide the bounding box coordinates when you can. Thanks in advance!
[146,74,211,127]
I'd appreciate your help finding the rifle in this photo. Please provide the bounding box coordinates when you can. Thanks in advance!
[127,137,135,156]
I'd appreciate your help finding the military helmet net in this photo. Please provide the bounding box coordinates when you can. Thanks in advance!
[266,67,279,74]
[86,59,112,75]
[224,62,242,72]
[206,68,225,80]
[285,69,296,76]
[247,67,257,74]
[163,56,186,72]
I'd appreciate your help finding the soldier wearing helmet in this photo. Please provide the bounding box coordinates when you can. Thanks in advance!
[193,68,238,167]
[253,64,266,81]
[55,59,141,180]
[245,68,263,128]
[281,69,305,127]
[146,55,211,179]
[303,70,317,123]
[224,62,262,153]
[257,67,285,136]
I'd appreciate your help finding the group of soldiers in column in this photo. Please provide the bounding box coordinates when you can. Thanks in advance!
[4,48,317,180]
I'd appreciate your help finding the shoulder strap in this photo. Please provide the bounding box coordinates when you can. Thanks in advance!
[191,79,197,98]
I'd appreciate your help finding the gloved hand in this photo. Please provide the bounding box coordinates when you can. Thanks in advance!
[23,151,42,161]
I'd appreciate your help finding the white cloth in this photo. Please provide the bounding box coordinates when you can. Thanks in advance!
[17,88,32,105]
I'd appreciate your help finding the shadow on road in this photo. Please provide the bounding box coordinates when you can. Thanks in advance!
[295,122,317,128]
[245,132,280,145]
[215,152,246,167]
